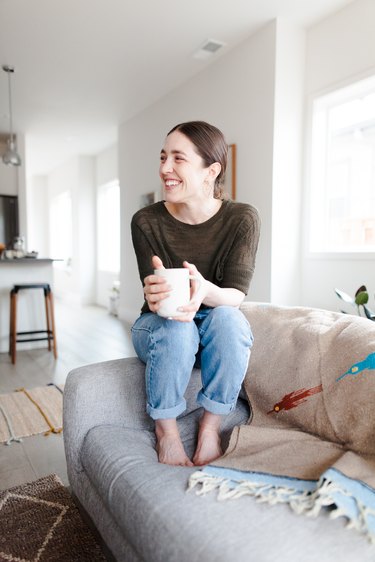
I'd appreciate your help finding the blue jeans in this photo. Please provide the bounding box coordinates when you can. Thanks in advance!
[131,306,254,420]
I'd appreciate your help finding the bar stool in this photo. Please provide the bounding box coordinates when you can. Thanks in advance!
[9,283,58,364]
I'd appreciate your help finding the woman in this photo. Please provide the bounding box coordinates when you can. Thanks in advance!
[131,121,260,467]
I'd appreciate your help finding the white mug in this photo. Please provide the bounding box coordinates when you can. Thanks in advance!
[154,268,201,318]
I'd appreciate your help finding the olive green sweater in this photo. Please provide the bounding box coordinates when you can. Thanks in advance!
[131,200,260,313]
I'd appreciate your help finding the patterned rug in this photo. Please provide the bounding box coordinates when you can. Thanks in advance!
[0,474,106,561]
[0,384,63,445]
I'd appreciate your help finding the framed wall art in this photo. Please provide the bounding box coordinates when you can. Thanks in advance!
[140,191,158,208]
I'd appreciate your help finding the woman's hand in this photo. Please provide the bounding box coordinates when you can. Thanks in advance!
[173,261,207,322]
[144,257,208,321]
[143,256,170,314]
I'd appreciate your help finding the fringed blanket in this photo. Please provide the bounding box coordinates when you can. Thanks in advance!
[189,303,375,543]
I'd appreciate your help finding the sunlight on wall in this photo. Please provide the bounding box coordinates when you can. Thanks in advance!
[97,180,120,273]
[50,190,73,265]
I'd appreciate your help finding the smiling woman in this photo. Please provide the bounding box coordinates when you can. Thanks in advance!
[130,120,260,470]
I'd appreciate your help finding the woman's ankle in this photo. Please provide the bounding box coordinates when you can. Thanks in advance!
[155,418,180,437]
[154,418,193,466]
[199,410,222,432]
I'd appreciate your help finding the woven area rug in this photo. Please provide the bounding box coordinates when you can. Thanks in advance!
[0,384,63,445]
[0,474,106,561]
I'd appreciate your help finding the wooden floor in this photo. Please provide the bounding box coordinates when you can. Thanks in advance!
[0,299,135,491]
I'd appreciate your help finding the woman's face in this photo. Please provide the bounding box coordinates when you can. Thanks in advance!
[159,130,214,204]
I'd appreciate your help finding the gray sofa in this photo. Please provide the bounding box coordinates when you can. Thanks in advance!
[63,302,375,561]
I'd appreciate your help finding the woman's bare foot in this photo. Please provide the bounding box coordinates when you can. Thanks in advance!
[155,419,193,467]
[193,412,223,466]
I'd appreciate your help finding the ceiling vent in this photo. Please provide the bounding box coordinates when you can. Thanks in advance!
[193,39,225,60]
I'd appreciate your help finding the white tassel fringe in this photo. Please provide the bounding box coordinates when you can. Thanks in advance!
[188,471,375,544]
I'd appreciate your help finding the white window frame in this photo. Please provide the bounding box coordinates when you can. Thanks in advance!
[305,72,375,260]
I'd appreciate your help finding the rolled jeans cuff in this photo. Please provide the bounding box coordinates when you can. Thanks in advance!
[196,390,236,415]
[147,398,186,420]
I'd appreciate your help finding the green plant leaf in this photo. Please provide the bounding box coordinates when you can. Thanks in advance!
[355,285,367,297]
[355,291,369,306]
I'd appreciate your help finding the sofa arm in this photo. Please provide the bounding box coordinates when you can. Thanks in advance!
[63,357,153,474]
[63,357,204,474]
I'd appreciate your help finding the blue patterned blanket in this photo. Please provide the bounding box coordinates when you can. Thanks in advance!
[189,304,375,543]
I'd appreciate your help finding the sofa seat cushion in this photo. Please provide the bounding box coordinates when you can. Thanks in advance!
[80,422,375,561]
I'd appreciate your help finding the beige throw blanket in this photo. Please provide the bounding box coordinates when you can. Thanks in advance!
[189,303,375,542]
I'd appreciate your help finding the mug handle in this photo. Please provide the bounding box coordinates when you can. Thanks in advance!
[188,275,201,302]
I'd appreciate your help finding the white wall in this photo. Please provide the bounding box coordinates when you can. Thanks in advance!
[119,21,278,322]
[96,143,118,187]
[27,175,49,255]
[302,0,375,312]
[47,155,96,304]
[77,156,96,304]
[48,158,78,301]
[271,21,305,304]
[95,143,119,308]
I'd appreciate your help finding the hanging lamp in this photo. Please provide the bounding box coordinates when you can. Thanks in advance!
[2,65,21,166]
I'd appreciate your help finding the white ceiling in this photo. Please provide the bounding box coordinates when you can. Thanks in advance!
[0,0,355,177]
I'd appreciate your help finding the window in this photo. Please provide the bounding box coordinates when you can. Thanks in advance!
[309,75,375,253]
[97,180,120,272]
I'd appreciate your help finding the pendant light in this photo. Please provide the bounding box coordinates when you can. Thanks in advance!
[2,65,21,166]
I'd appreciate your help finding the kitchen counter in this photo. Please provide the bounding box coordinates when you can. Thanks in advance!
[0,258,55,264]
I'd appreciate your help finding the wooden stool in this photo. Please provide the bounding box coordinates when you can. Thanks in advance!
[9,283,58,364]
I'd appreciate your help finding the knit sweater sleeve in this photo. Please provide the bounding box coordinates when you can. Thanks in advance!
[131,215,157,286]
[219,204,261,295]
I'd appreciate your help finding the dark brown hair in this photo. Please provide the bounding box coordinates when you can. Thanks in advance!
[167,121,228,199]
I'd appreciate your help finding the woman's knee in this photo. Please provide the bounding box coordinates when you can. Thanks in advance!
[132,313,199,358]
[201,306,254,347]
